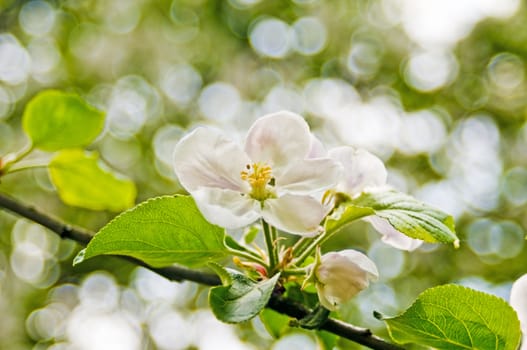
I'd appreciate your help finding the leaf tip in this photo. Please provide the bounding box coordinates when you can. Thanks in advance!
[373,310,384,320]
[453,239,460,249]
[72,248,87,266]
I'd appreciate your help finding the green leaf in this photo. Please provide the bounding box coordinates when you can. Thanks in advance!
[23,90,105,151]
[209,271,280,323]
[49,149,136,211]
[324,202,375,233]
[260,308,290,338]
[380,284,521,350]
[74,195,229,268]
[353,190,459,245]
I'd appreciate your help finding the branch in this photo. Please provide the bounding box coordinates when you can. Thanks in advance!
[0,192,403,350]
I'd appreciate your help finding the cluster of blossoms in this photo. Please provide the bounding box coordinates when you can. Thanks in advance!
[173,111,422,310]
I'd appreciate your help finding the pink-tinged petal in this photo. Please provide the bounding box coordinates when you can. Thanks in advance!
[276,158,342,195]
[245,111,311,168]
[262,194,325,236]
[365,216,423,251]
[192,187,261,229]
[329,146,387,197]
[174,127,251,193]
[510,273,527,344]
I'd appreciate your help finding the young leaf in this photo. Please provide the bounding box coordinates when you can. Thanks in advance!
[23,90,105,151]
[353,190,458,245]
[324,203,374,233]
[209,271,280,323]
[379,284,521,350]
[74,195,229,268]
[49,149,136,211]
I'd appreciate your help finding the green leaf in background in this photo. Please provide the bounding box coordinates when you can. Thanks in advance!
[379,284,521,350]
[260,308,290,338]
[209,269,280,323]
[75,195,228,268]
[353,190,459,245]
[23,90,105,151]
[49,149,136,211]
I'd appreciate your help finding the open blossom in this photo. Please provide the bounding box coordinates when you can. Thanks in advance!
[314,249,378,310]
[510,274,527,350]
[173,111,341,236]
[329,146,423,251]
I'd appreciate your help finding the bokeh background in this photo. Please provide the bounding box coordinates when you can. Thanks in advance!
[0,0,526,349]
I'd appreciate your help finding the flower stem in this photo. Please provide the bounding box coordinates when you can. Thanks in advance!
[262,219,278,273]
[4,162,48,175]
[292,236,313,257]
[226,247,267,267]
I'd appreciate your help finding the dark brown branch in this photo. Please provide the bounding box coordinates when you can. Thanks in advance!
[0,192,403,350]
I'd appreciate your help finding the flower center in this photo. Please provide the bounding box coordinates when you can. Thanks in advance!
[240,162,275,201]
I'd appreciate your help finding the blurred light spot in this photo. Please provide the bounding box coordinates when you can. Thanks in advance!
[0,87,15,120]
[12,219,58,254]
[10,242,45,283]
[399,0,520,48]
[152,124,184,178]
[133,267,196,305]
[415,180,465,219]
[467,219,524,260]
[160,64,202,107]
[102,2,141,34]
[0,34,31,85]
[27,38,61,76]
[291,17,327,55]
[19,1,56,37]
[356,283,398,325]
[198,82,241,121]
[262,85,304,115]
[347,39,384,79]
[0,122,14,152]
[149,311,192,350]
[487,52,524,92]
[79,273,119,312]
[49,284,79,309]
[398,109,447,155]
[457,276,511,300]
[250,18,291,58]
[26,304,69,340]
[107,76,162,140]
[404,50,458,92]
[99,135,142,170]
[229,0,262,8]
[169,4,200,43]
[68,23,106,62]
[503,167,527,205]
[368,240,405,280]
[272,333,316,350]
[303,78,360,118]
[120,289,144,320]
[67,310,142,350]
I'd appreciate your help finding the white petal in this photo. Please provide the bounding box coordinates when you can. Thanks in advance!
[245,111,311,168]
[337,249,379,281]
[261,194,325,236]
[174,127,251,193]
[366,216,423,251]
[308,134,327,158]
[510,274,527,337]
[192,187,261,229]
[329,146,387,196]
[276,158,342,195]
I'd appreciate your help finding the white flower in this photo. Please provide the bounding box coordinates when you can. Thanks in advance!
[173,111,341,236]
[314,249,378,310]
[328,146,423,251]
[510,273,527,350]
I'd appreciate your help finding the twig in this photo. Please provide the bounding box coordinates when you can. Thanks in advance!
[0,192,403,350]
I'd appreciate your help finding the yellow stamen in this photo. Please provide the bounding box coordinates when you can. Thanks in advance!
[241,162,274,201]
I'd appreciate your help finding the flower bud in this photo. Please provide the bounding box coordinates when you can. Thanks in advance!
[314,249,378,310]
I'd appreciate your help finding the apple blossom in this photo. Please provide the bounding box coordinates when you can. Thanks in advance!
[510,273,527,350]
[313,249,378,310]
[329,146,423,251]
[173,111,341,236]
